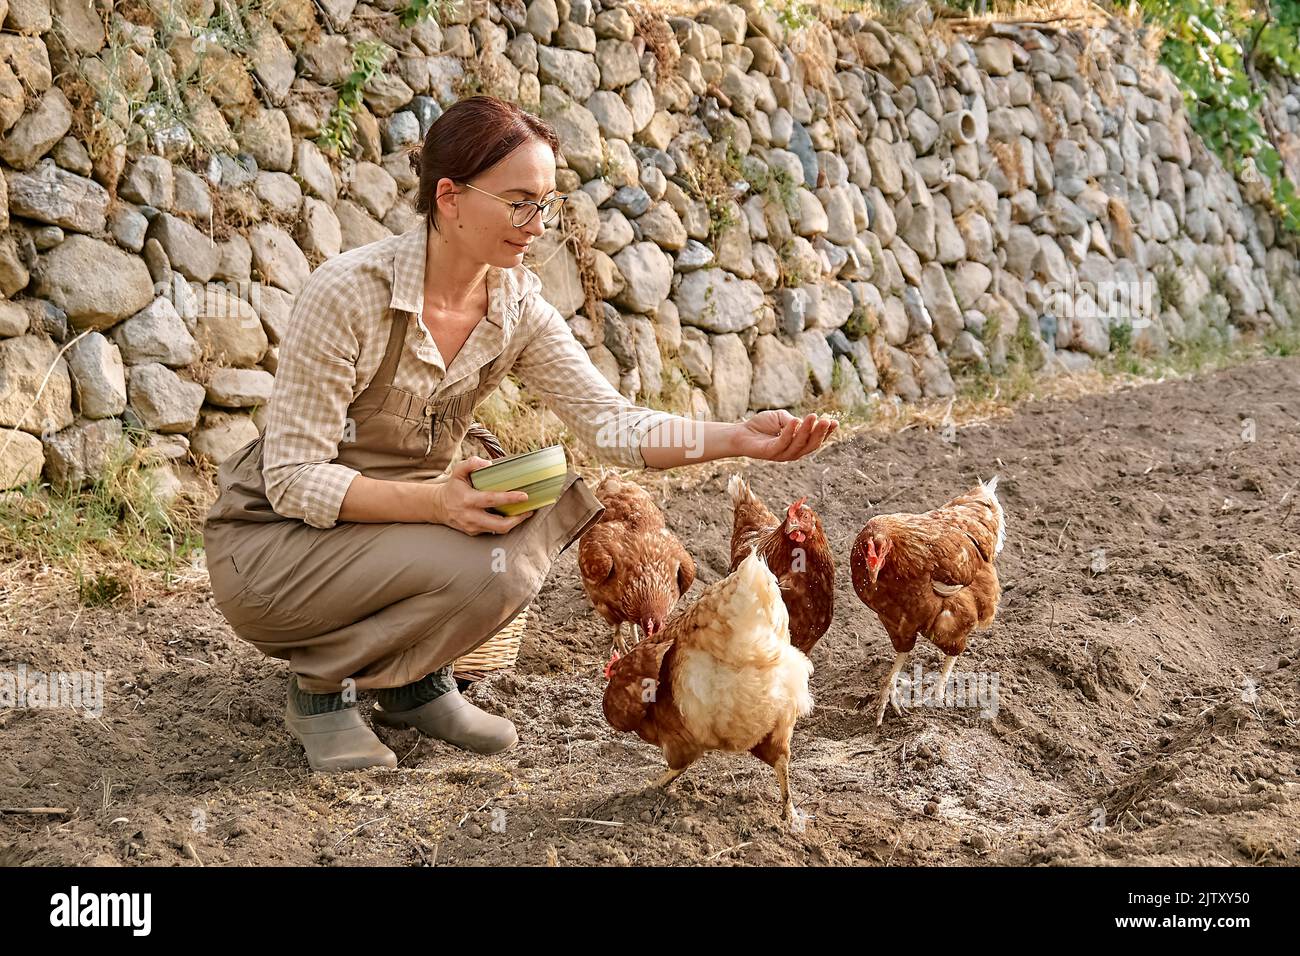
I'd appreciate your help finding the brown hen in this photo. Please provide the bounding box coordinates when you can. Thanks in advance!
[602,550,814,821]
[850,477,1005,726]
[578,473,695,657]
[728,474,835,655]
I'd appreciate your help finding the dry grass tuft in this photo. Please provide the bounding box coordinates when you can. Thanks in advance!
[0,438,213,617]
[988,139,1025,190]
[1108,196,1136,258]
[934,0,1111,32]
[629,1,682,86]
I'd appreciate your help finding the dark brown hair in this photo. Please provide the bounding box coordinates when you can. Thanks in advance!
[410,95,560,232]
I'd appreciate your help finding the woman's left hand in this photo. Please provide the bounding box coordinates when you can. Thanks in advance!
[731,410,838,462]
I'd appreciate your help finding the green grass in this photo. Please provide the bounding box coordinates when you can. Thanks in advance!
[842,303,879,340]
[0,430,209,605]
[1098,321,1299,378]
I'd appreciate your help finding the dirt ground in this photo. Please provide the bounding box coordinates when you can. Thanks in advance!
[2,356,1298,867]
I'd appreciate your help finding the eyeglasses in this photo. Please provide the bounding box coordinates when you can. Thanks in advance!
[459,181,568,228]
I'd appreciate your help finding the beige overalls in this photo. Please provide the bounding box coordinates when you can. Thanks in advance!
[201,307,605,693]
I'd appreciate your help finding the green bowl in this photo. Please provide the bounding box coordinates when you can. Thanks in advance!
[469,444,568,516]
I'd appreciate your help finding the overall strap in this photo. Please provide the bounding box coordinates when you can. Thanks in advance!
[373,310,409,388]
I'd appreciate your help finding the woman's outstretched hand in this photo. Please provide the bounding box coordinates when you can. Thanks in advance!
[429,457,534,535]
[731,410,838,462]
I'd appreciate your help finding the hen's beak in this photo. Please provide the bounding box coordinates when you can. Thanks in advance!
[784,499,809,544]
[865,540,882,584]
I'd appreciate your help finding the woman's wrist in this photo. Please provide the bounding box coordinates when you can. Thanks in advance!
[717,422,747,460]
[426,481,448,525]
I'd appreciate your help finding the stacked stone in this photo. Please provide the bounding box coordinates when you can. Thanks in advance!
[0,0,1296,492]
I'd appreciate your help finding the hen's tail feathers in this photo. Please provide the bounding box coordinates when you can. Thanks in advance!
[980,475,1006,556]
[727,473,753,508]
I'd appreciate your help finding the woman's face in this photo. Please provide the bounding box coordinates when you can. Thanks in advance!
[436,139,559,268]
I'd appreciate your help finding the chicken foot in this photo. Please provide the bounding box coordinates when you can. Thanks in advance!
[611,622,648,659]
[922,655,960,707]
[875,650,912,727]
[653,766,687,789]
[774,754,799,825]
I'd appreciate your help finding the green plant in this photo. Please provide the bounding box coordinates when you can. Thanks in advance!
[1249,1,1300,76]
[681,134,746,242]
[1141,0,1300,232]
[1153,264,1184,311]
[1207,262,1230,298]
[952,313,1040,403]
[1262,322,1300,356]
[200,0,258,54]
[978,312,1003,352]
[744,155,800,219]
[400,0,457,27]
[1094,316,1299,379]
[773,0,816,32]
[77,571,129,607]
[842,303,879,339]
[707,198,740,239]
[1109,319,1134,355]
[777,240,809,288]
[456,67,484,97]
[317,40,392,157]
[63,0,275,167]
[653,353,697,417]
[1011,314,1045,371]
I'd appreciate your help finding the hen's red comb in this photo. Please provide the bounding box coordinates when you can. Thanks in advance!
[787,496,808,518]
[603,650,620,680]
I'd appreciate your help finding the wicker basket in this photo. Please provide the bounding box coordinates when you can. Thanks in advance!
[453,423,528,683]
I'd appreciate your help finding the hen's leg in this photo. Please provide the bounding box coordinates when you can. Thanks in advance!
[751,729,799,825]
[653,766,687,789]
[774,754,797,824]
[649,744,699,791]
[611,622,626,656]
[875,650,912,727]
[924,654,960,707]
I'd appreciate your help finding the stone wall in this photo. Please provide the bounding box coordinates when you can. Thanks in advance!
[0,0,1298,492]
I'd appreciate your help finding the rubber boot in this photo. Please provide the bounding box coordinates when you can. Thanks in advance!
[371,685,518,755]
[284,681,398,772]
